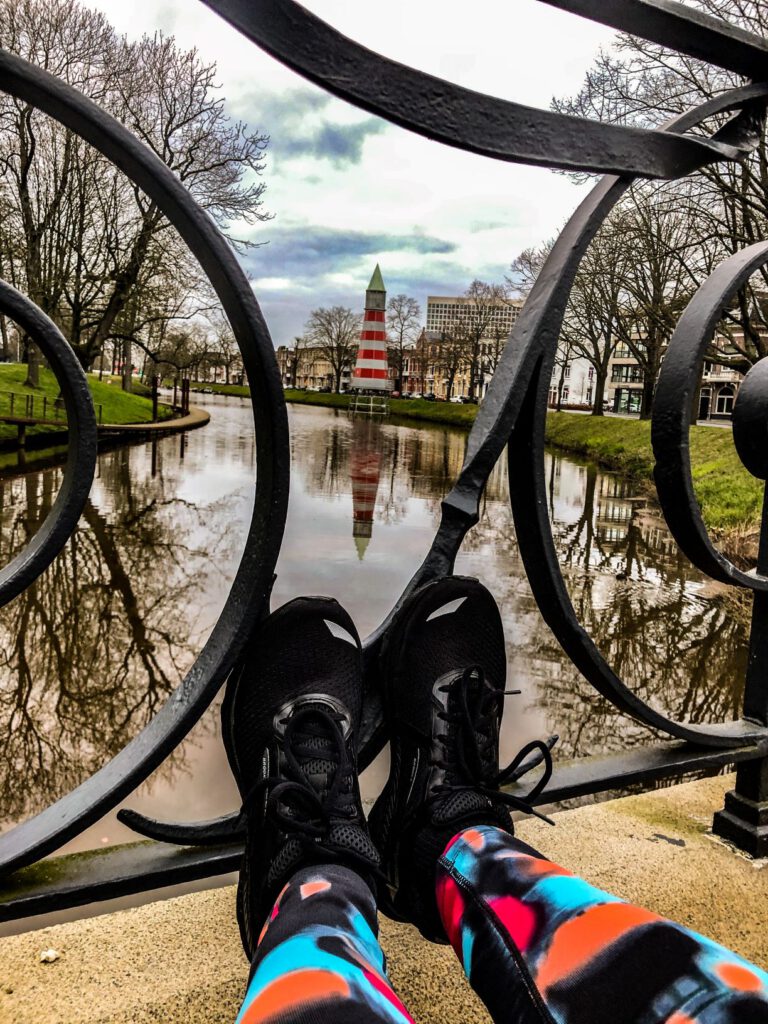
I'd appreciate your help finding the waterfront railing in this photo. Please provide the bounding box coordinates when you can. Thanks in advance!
[1,0,768,921]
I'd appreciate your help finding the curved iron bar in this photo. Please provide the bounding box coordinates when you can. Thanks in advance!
[0,49,290,878]
[653,242,768,588]
[121,84,768,848]
[426,87,768,749]
[201,0,753,179]
[732,358,768,482]
[0,280,97,608]
[5,0,768,862]
[539,0,768,80]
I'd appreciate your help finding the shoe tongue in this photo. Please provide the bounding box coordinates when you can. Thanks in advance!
[287,703,343,787]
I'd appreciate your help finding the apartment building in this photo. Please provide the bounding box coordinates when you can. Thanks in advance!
[425,295,524,336]
[548,350,598,409]
[275,340,352,391]
[403,328,513,399]
[401,295,525,399]
[605,335,744,418]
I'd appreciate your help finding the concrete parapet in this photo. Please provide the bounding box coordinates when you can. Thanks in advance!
[1,775,766,1024]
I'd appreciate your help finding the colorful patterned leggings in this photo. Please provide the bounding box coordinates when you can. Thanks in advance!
[235,825,768,1024]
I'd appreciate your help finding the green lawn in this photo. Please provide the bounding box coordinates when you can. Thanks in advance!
[283,388,479,426]
[545,412,761,531]
[186,381,250,398]
[0,363,171,446]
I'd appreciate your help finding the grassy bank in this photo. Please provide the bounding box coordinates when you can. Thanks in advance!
[187,381,250,398]
[283,388,479,427]
[0,364,171,447]
[283,389,351,409]
[545,412,761,532]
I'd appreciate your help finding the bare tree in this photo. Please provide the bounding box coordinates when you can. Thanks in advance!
[434,329,468,399]
[386,293,421,392]
[482,325,509,382]
[0,0,271,389]
[553,0,768,372]
[306,306,361,393]
[453,280,509,399]
[286,335,307,388]
[613,193,701,418]
[512,187,700,420]
[559,217,628,416]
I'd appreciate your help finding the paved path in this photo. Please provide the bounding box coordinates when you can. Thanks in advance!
[1,775,766,1024]
[98,405,210,434]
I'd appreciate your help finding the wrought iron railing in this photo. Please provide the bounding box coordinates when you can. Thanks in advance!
[1,0,768,923]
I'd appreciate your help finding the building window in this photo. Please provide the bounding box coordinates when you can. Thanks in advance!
[715,385,735,416]
[611,365,643,384]
[616,389,642,415]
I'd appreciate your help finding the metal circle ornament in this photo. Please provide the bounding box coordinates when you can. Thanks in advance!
[653,240,768,591]
[0,46,290,877]
[0,279,97,609]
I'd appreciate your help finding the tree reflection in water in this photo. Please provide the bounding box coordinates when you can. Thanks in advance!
[462,455,746,761]
[0,401,750,834]
[0,442,245,825]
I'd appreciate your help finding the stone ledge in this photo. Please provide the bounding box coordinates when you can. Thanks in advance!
[1,775,766,1024]
[98,405,210,433]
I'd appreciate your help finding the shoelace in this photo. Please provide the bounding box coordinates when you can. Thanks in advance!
[243,706,356,841]
[241,705,382,879]
[433,666,558,826]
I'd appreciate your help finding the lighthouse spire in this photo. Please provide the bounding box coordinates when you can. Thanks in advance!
[351,264,390,391]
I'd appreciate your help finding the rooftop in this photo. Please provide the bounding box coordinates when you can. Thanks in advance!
[367,264,385,293]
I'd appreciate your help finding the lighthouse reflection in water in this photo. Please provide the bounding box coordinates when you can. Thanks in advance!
[349,417,383,560]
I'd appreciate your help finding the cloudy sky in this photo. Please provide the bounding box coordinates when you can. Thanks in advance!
[85,0,616,347]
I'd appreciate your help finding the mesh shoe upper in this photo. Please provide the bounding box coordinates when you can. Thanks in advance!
[369,576,554,942]
[223,597,379,960]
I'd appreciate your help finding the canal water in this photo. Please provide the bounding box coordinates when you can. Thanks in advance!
[0,397,747,866]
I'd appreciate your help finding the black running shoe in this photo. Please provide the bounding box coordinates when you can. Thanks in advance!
[223,596,380,960]
[369,575,555,942]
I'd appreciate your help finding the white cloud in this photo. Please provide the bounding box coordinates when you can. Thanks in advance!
[82,0,616,344]
[252,277,294,291]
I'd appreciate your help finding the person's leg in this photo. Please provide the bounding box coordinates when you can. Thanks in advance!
[236,864,412,1024]
[370,575,768,1023]
[222,596,413,1024]
[437,824,768,1024]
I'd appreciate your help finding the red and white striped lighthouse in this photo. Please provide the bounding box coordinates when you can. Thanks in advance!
[351,264,391,391]
[349,419,382,560]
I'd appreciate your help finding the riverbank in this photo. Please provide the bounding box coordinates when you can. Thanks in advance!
[545,412,760,533]
[2,775,764,1024]
[186,383,478,426]
[283,388,479,426]
[0,365,173,450]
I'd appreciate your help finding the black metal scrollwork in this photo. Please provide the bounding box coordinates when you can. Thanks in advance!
[0,47,290,878]
[654,242,768,592]
[0,280,97,609]
[4,0,768,913]
[122,8,768,851]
